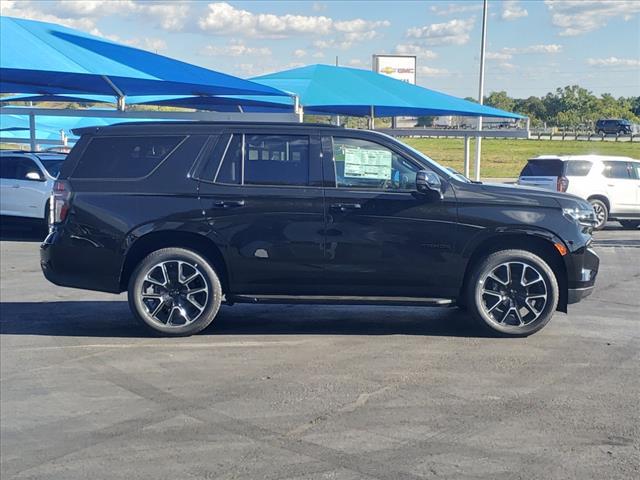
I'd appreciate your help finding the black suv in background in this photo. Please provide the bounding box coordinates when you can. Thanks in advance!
[595,119,632,135]
[41,122,599,337]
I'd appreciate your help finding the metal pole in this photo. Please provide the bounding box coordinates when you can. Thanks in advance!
[463,136,470,178]
[474,0,488,181]
[370,105,375,129]
[335,56,341,127]
[29,112,36,151]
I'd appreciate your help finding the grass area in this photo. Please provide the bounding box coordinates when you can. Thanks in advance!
[403,138,640,178]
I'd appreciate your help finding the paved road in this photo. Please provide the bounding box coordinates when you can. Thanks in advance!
[1,221,638,480]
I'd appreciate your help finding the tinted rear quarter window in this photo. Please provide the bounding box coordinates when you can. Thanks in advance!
[0,156,21,179]
[564,160,592,177]
[245,134,309,186]
[520,159,563,177]
[602,161,632,179]
[72,136,185,179]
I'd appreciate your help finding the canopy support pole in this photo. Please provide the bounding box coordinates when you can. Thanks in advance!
[293,95,304,123]
[463,136,471,178]
[29,112,36,151]
[369,106,375,129]
[101,75,126,111]
[474,0,488,181]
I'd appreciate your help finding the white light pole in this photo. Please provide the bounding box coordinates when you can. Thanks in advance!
[474,0,488,181]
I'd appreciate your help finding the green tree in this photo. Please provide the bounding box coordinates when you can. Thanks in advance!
[484,91,515,112]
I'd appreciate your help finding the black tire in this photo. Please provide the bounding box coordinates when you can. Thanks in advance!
[466,249,559,337]
[128,247,222,336]
[589,198,608,230]
[619,220,640,229]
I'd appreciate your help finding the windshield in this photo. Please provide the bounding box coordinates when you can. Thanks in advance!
[39,159,64,177]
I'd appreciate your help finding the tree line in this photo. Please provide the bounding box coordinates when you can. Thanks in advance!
[481,85,640,128]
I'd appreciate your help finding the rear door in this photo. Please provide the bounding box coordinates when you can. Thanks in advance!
[603,161,638,214]
[197,130,326,295]
[0,156,21,215]
[517,159,563,190]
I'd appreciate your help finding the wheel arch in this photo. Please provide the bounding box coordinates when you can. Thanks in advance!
[587,194,610,211]
[460,232,568,312]
[119,230,229,294]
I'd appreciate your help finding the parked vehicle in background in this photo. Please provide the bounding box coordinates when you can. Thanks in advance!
[0,151,66,223]
[517,155,640,230]
[595,119,632,135]
[42,122,599,337]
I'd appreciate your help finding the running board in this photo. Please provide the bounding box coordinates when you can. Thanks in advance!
[225,295,455,307]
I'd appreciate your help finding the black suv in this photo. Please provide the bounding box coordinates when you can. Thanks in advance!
[41,122,599,337]
[595,119,632,135]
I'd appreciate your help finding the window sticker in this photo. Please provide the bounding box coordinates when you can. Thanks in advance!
[343,147,392,180]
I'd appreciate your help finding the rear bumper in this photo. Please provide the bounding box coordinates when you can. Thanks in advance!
[40,227,122,294]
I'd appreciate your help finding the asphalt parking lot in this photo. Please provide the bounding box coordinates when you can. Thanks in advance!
[1,220,638,480]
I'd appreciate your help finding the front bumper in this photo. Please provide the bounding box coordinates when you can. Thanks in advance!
[566,246,599,305]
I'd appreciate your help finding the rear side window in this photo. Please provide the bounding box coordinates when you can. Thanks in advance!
[520,159,563,177]
[565,160,592,177]
[0,156,21,179]
[603,161,632,179]
[72,136,185,179]
[245,135,309,186]
[213,134,310,187]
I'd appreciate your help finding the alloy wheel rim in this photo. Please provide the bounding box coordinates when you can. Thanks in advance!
[592,203,606,227]
[140,260,209,327]
[479,261,548,328]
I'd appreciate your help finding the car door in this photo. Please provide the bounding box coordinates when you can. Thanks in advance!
[197,130,326,295]
[0,156,21,215]
[320,134,459,299]
[14,157,48,219]
[630,161,640,213]
[603,161,638,214]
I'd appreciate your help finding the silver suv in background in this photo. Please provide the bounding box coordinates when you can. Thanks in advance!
[0,151,66,223]
[517,155,640,230]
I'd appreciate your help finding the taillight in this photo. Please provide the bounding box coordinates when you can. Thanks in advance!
[51,180,71,224]
[557,176,569,192]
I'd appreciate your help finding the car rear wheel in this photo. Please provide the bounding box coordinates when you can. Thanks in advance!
[589,199,608,230]
[619,220,640,229]
[466,250,559,337]
[128,247,222,336]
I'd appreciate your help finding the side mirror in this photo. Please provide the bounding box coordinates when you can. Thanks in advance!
[416,170,443,199]
[25,171,45,182]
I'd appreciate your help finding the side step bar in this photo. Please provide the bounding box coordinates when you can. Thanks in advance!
[225,295,455,307]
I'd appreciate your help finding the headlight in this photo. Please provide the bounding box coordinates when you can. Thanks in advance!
[563,206,596,227]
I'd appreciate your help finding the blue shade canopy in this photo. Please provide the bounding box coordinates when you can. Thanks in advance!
[0,111,163,139]
[252,64,525,119]
[1,93,294,112]
[0,16,287,98]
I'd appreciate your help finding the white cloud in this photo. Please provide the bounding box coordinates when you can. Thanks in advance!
[501,0,528,20]
[504,44,563,54]
[202,40,272,57]
[198,2,388,43]
[544,0,640,36]
[312,2,327,12]
[418,66,450,77]
[312,51,325,58]
[429,3,483,16]
[406,18,476,46]
[293,49,307,58]
[486,51,513,61]
[587,57,640,67]
[394,44,438,59]
[1,0,191,34]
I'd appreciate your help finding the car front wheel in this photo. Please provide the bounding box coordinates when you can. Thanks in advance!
[589,199,608,230]
[128,247,222,336]
[466,250,559,336]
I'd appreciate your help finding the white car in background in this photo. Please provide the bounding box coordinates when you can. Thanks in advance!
[0,151,66,223]
[517,155,640,230]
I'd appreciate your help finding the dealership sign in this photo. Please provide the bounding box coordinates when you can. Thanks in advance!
[372,55,416,85]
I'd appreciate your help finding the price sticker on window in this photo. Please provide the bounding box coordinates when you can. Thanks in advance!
[343,147,392,180]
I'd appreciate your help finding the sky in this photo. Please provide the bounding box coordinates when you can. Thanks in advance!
[1,0,639,98]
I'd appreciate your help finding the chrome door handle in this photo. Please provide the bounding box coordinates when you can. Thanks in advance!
[330,203,362,212]
[213,200,245,209]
